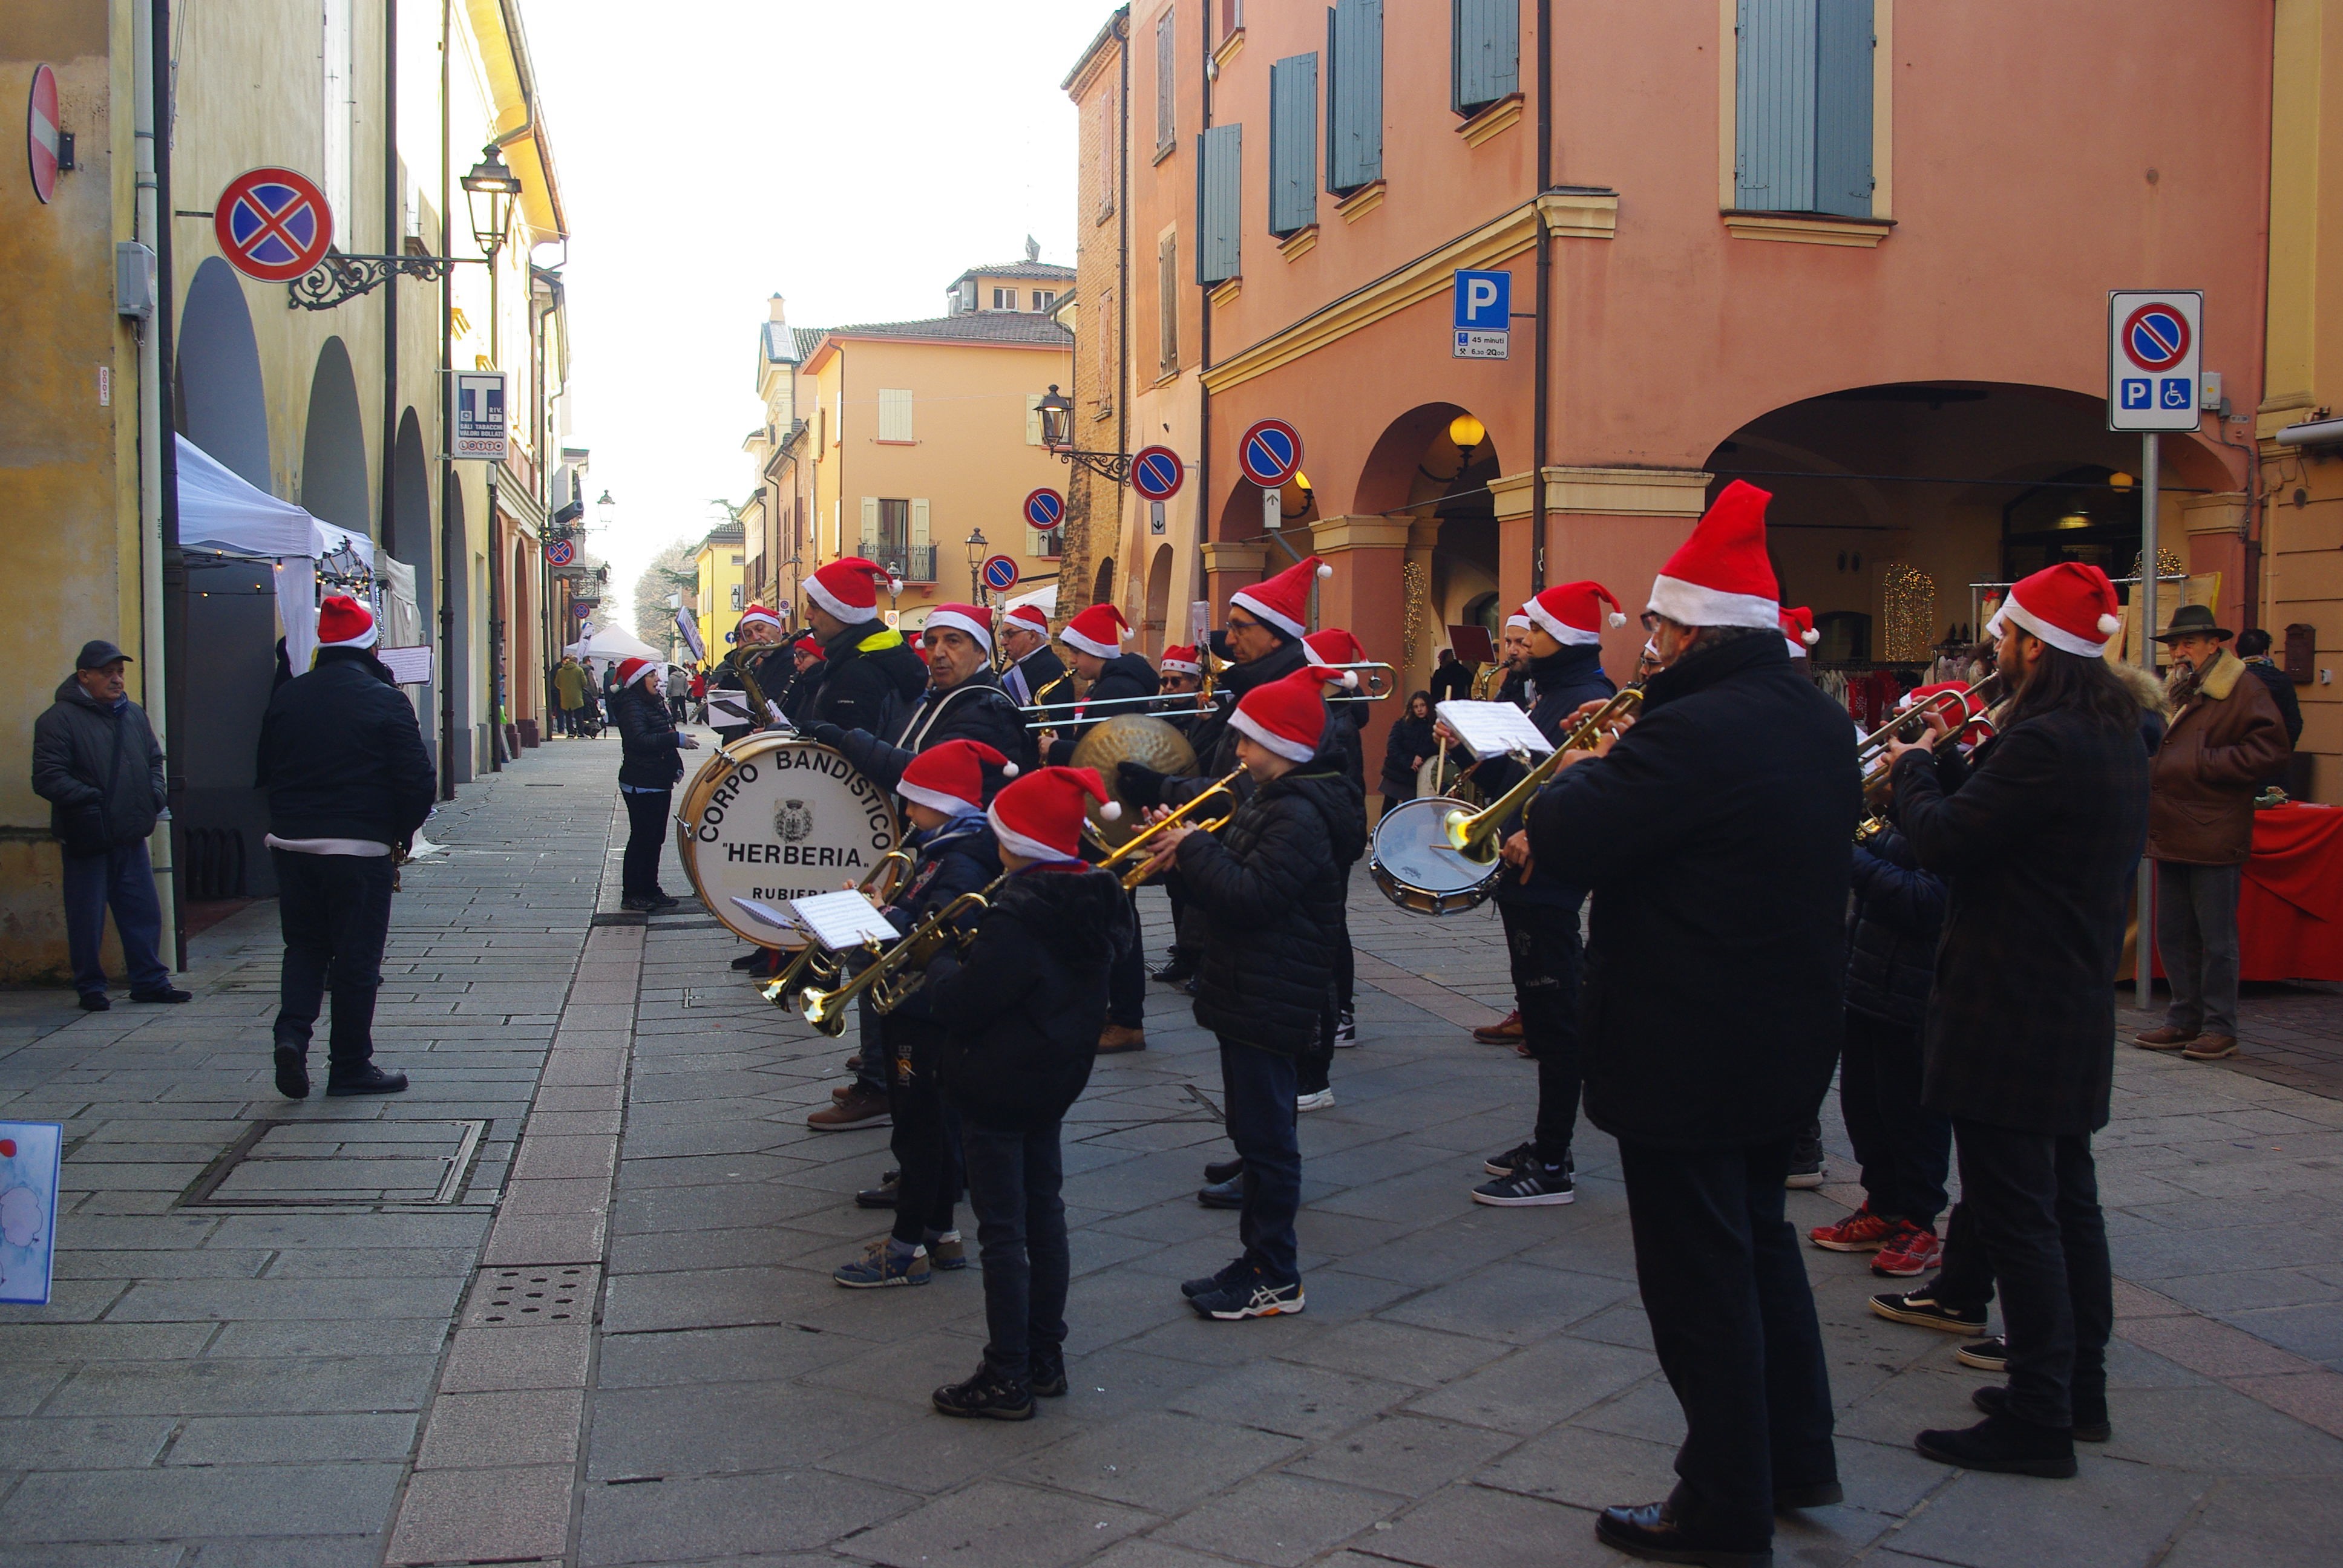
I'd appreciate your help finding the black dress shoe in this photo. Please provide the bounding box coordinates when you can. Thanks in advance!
[1594,1500,1772,1567]
[274,1047,310,1100]
[1915,1412,2077,1478]
[1196,1175,1242,1209]
[1973,1384,2109,1442]
[326,1063,409,1097]
[730,949,766,972]
[77,993,110,1011]
[1204,1156,1245,1184]
[1152,957,1198,986]
[131,987,192,1004]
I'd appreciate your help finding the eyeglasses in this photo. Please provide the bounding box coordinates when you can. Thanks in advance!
[1225,613,1263,635]
[1639,612,1662,634]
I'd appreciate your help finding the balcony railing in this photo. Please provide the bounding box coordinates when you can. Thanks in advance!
[871,542,938,583]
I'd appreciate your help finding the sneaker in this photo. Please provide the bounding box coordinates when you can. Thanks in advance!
[1029,1354,1069,1398]
[1152,953,1198,986]
[1809,1203,1895,1253]
[1295,1088,1336,1112]
[808,1086,890,1131]
[927,1230,968,1270]
[325,1063,408,1096]
[619,895,662,912]
[2182,1034,2240,1062]
[1786,1149,1826,1189]
[1955,1335,2010,1374]
[1203,1156,1245,1184]
[273,1046,310,1100]
[1872,1222,1944,1278]
[932,1364,1034,1421]
[855,1171,900,1210]
[1181,1257,1251,1299]
[77,992,110,1012]
[1190,1271,1306,1320]
[1333,1008,1357,1047]
[1869,1288,1990,1334]
[1973,1383,2109,1442]
[1098,1024,1147,1054]
[1196,1175,1243,1209]
[832,1239,931,1289]
[1471,1009,1523,1045]
[1915,1412,2076,1479]
[1483,1142,1575,1179]
[1471,1163,1575,1207]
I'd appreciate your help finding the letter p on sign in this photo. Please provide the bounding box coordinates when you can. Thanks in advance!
[1454,269,1510,329]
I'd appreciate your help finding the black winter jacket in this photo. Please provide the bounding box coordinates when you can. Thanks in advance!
[1472,643,1617,912]
[1179,761,1366,1053]
[255,648,436,845]
[1379,711,1436,797]
[1046,652,1160,765]
[2244,657,2305,751]
[923,863,1133,1131]
[1002,643,1072,709]
[1892,707,2149,1136]
[1527,632,1858,1149]
[877,815,1002,1031]
[611,680,688,789]
[1844,825,1945,1031]
[800,621,929,738]
[821,671,1037,793]
[1158,638,1311,809]
[32,679,167,853]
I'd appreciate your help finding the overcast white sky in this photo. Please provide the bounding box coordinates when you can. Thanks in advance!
[526,0,1111,618]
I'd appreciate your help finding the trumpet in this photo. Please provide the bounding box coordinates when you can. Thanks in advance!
[798,871,1009,1033]
[1855,673,2001,771]
[1098,765,1245,889]
[1441,687,1645,863]
[758,849,915,1013]
[1856,713,1999,843]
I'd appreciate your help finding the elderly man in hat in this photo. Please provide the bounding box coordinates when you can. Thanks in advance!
[31,639,188,1010]
[2134,604,2290,1062]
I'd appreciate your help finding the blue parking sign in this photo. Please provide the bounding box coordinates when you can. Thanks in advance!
[2160,377,2195,410]
[2120,379,2152,411]
[1454,269,1510,330]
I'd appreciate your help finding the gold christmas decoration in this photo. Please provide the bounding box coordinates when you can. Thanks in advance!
[1882,563,1935,663]
[1402,561,1428,670]
[2126,547,2186,582]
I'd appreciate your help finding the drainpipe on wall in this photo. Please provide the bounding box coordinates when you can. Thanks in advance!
[1196,2,1214,616]
[133,0,177,969]
[1530,0,1553,595]
[380,0,400,561]
[152,0,186,965]
[437,0,459,797]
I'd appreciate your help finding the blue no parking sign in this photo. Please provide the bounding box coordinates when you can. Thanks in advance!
[2108,290,2203,432]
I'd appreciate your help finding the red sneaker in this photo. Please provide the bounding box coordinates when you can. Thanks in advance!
[1808,1203,1895,1253]
[1872,1222,1944,1278]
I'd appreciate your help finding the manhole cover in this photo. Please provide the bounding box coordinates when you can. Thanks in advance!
[179,1118,489,1207]
[464,1264,598,1326]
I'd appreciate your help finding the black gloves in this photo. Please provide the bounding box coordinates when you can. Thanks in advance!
[806,721,847,750]
[1116,761,1167,811]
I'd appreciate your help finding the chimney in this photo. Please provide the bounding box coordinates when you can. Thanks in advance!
[768,293,787,322]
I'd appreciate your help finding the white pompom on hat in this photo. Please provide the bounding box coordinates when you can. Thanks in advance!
[1779,606,1820,658]
[899,739,1013,816]
[1526,581,1626,647]
[1230,555,1333,639]
[1985,561,2124,658]
[988,765,1116,863]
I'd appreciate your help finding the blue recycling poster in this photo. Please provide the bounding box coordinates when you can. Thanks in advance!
[0,1123,63,1306]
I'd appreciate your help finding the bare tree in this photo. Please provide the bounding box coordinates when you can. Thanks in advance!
[633,535,701,645]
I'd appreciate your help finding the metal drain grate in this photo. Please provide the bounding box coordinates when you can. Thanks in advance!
[179,1118,490,1207]
[464,1264,599,1326]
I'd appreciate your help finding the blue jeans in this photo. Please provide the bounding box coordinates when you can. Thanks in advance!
[272,849,395,1065]
[1217,1036,1302,1285]
[61,841,169,999]
[960,1118,1069,1385]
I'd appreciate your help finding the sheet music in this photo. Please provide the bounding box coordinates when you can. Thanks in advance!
[730,898,799,933]
[706,690,753,726]
[787,889,900,949]
[1436,699,1555,760]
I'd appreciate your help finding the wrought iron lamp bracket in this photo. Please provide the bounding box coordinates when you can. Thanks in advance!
[1051,447,1135,485]
[287,250,480,311]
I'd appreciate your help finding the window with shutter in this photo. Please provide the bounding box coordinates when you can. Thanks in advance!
[1327,0,1383,194]
[1269,55,1319,237]
[876,388,914,443]
[859,497,880,550]
[1158,232,1181,371]
[1025,393,1045,446]
[1221,0,1243,35]
[1098,82,1119,220]
[1156,9,1177,153]
[1452,0,1520,117]
[1196,123,1242,282]
[1735,0,1872,217]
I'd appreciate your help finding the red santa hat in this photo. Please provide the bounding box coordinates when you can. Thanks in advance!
[1231,555,1333,640]
[1230,664,1355,763]
[1000,602,1051,640]
[316,594,378,651]
[1780,606,1820,658]
[615,656,658,689]
[988,765,1115,863]
[1159,644,1203,676]
[804,556,885,623]
[1505,607,1532,632]
[1303,627,1367,666]
[1060,603,1130,659]
[922,603,994,653]
[1525,581,1626,647]
[898,738,1015,817]
[1985,561,2123,659]
[1648,480,1781,631]
[737,603,783,636]
[791,630,825,660]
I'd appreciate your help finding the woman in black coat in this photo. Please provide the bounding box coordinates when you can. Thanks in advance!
[1887,591,2150,1475]
[610,659,698,911]
[1377,691,1437,822]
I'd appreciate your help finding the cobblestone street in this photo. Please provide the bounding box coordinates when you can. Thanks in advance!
[3,731,2341,1567]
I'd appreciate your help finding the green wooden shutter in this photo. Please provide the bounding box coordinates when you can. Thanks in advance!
[1270,55,1319,235]
[1814,0,1875,217]
[1197,123,1243,282]
[1736,0,1816,212]
[1328,0,1383,193]
[1452,0,1518,116]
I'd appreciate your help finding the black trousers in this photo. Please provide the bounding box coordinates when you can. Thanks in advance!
[1219,1036,1302,1283]
[1950,1119,2112,1429]
[1499,899,1585,1165]
[885,1022,959,1246]
[1106,885,1145,1027]
[620,788,672,899]
[1925,1201,1995,1314]
[962,1117,1069,1386]
[272,849,396,1066]
[1618,1137,1837,1544]
[1839,1010,1952,1226]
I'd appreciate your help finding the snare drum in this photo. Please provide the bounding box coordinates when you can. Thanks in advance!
[674,733,903,946]
[1368,794,1500,916]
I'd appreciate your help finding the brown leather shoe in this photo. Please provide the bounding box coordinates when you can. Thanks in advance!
[2132,1025,2197,1050]
[1097,1024,1147,1054]
[808,1085,891,1130]
[2182,1034,2239,1061]
[1473,1009,1524,1045]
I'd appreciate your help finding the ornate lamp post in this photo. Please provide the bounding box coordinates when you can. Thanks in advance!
[964,529,988,603]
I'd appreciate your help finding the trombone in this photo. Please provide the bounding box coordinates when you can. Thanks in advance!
[758,849,915,1013]
[1441,687,1645,863]
[1015,660,1398,730]
[798,871,1009,1033]
[1097,765,1245,889]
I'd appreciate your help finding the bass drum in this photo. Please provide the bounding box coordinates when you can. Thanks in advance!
[1369,794,1499,916]
[675,733,904,947]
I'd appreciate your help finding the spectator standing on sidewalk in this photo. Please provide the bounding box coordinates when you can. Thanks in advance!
[2233,627,2304,753]
[256,597,433,1099]
[611,655,698,913]
[31,639,188,1011]
[2134,604,2290,1063]
[553,653,588,739]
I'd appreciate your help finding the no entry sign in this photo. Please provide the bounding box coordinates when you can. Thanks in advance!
[1238,419,1303,488]
[1130,445,1185,501]
[1023,488,1066,531]
[216,168,335,283]
[545,538,576,567]
[26,64,61,205]
[2108,290,2203,433]
[981,554,1020,593]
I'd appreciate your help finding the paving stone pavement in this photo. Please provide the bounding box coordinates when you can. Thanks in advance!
[4,730,2341,1567]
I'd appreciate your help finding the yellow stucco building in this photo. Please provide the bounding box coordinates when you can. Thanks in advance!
[695,519,748,658]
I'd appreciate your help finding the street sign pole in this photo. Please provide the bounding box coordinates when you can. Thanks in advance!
[2137,431,2159,1011]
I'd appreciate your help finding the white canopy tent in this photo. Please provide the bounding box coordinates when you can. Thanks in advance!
[175,434,377,673]
[1004,581,1058,618]
[565,623,662,667]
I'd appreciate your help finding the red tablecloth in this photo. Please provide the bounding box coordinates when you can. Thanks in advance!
[2152,803,2343,982]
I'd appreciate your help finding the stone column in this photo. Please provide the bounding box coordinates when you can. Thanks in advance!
[1310,514,1415,783]
[1199,541,1269,624]
[2181,491,2249,630]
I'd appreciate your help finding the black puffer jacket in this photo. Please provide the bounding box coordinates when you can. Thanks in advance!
[876,815,1002,1031]
[801,621,929,737]
[1047,652,1160,765]
[610,679,687,789]
[255,648,436,844]
[1845,825,1945,1031]
[820,671,1037,793]
[1379,710,1435,798]
[923,864,1133,1131]
[33,678,167,852]
[1163,638,1311,805]
[1178,761,1367,1053]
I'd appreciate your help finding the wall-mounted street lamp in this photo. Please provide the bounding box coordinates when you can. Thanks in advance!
[595,489,614,530]
[1035,384,1135,484]
[462,145,523,256]
[286,146,508,310]
[1448,413,1487,468]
